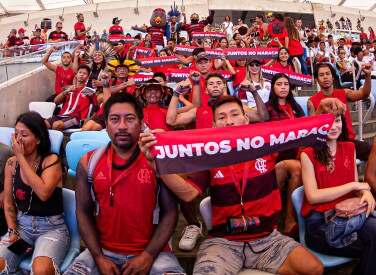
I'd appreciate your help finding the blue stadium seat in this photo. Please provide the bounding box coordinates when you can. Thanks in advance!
[291,186,354,267]
[70,131,110,143]
[66,139,107,177]
[294,96,310,116]
[19,188,80,272]
[0,133,11,146]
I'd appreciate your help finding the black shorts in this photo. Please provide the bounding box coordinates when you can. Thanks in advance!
[46,115,79,129]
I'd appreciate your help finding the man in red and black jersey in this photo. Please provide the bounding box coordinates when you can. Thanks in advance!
[74,13,91,41]
[181,11,215,41]
[30,29,45,45]
[140,95,324,275]
[48,22,68,43]
[109,17,124,39]
[1,29,17,48]
[14,28,29,46]
[65,92,184,274]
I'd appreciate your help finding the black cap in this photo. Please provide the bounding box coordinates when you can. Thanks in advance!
[112,17,122,24]
[246,58,262,65]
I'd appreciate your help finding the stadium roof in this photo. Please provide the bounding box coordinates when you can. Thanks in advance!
[0,0,375,15]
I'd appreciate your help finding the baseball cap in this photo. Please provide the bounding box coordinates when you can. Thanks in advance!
[246,58,262,65]
[196,53,210,62]
[112,17,122,24]
[18,28,26,34]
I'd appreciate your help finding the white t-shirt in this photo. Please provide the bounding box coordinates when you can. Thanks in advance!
[223,21,233,36]
[242,80,271,108]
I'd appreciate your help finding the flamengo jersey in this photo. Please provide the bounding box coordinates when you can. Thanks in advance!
[87,149,171,254]
[181,20,209,40]
[309,89,355,140]
[187,153,280,242]
[146,27,165,46]
[55,66,74,94]
[48,31,68,41]
[109,25,123,36]
[196,106,213,129]
[74,22,86,40]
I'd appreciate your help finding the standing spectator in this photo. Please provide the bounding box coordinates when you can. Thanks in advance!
[295,18,309,74]
[14,28,29,46]
[369,27,375,41]
[30,29,45,45]
[109,17,124,39]
[266,13,286,47]
[222,16,233,40]
[284,17,303,67]
[1,29,17,48]
[232,18,248,34]
[48,22,68,43]
[74,13,91,41]
[42,45,74,101]
[101,29,108,40]
[255,14,268,39]
[180,11,215,41]
[64,92,184,275]
[360,27,368,41]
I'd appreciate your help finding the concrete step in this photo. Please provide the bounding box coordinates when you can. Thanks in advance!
[353,119,376,135]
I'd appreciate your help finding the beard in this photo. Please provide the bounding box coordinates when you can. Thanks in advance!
[191,19,199,24]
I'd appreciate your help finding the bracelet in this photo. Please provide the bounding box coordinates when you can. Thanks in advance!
[8,228,19,236]
[173,90,180,98]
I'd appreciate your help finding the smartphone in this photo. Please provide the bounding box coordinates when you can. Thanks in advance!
[7,239,32,256]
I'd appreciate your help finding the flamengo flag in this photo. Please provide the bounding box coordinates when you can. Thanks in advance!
[192,32,227,40]
[224,48,279,60]
[261,66,313,87]
[174,45,197,55]
[167,69,232,82]
[132,73,153,85]
[151,114,333,175]
[108,37,135,44]
[135,47,154,57]
[140,56,180,67]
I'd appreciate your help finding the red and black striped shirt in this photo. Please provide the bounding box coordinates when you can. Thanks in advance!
[147,27,165,47]
[181,20,209,41]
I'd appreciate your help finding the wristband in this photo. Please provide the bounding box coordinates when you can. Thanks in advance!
[8,228,19,236]
[173,90,180,98]
[192,80,200,85]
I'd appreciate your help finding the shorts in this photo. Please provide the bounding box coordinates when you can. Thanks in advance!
[46,115,79,129]
[193,230,300,274]
[64,248,184,275]
[0,212,70,274]
[89,115,105,129]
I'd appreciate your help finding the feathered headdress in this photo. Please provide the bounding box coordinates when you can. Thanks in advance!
[107,55,138,76]
[82,41,118,68]
[167,2,181,22]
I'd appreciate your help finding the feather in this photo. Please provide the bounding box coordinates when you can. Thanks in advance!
[82,41,119,67]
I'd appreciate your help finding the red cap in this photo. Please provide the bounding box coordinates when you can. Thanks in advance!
[18,28,26,34]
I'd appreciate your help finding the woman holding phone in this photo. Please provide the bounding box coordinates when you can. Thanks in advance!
[0,112,69,274]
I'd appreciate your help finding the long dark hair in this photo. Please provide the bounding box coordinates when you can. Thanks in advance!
[15,112,51,157]
[269,73,302,118]
[314,114,349,172]
[276,47,291,63]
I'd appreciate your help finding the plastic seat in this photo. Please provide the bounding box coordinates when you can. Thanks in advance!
[70,131,110,143]
[0,133,11,146]
[0,128,62,154]
[294,96,310,116]
[291,186,354,267]
[29,102,56,119]
[66,139,107,177]
[19,188,80,272]
[199,197,274,274]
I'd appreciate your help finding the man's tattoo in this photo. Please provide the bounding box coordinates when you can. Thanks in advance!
[7,160,13,166]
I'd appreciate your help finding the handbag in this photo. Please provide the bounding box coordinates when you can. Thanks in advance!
[335,197,368,219]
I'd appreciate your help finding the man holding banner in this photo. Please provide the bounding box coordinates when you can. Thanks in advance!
[140,95,326,275]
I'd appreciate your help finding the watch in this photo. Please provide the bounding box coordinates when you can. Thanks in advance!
[8,228,19,236]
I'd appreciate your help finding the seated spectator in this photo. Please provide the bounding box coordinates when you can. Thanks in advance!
[1,29,17,48]
[315,41,330,63]
[0,112,69,274]
[45,65,97,130]
[301,114,376,274]
[336,47,355,82]
[140,95,323,275]
[336,38,350,57]
[15,28,29,46]
[270,47,295,72]
[30,28,45,45]
[64,93,184,275]
[308,62,372,161]
[48,22,68,43]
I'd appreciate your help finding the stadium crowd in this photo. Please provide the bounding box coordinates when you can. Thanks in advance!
[0,7,376,275]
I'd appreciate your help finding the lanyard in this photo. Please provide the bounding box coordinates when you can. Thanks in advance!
[106,146,135,206]
[229,163,249,216]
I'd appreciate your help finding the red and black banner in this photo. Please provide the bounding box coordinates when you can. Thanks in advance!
[224,48,278,60]
[167,69,232,82]
[139,56,180,67]
[135,47,154,57]
[174,45,197,56]
[151,114,333,175]
[192,32,227,40]
[108,37,134,44]
[205,48,224,59]
[132,73,153,85]
[261,66,313,87]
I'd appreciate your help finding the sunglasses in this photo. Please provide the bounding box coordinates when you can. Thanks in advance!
[248,63,260,67]
[204,41,212,45]
[57,27,63,29]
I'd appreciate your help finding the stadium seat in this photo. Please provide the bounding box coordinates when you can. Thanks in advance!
[291,186,354,267]
[70,131,110,142]
[19,188,80,273]
[29,102,56,119]
[199,197,273,274]
[294,96,310,116]
[0,133,11,146]
[0,127,62,154]
[66,139,107,177]
[62,104,94,135]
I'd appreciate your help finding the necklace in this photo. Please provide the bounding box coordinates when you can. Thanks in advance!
[12,156,41,214]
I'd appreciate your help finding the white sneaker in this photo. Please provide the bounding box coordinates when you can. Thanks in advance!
[179,222,203,251]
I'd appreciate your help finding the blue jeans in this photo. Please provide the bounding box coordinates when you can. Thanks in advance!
[0,212,70,274]
[305,211,376,274]
[298,48,309,75]
[64,248,184,275]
